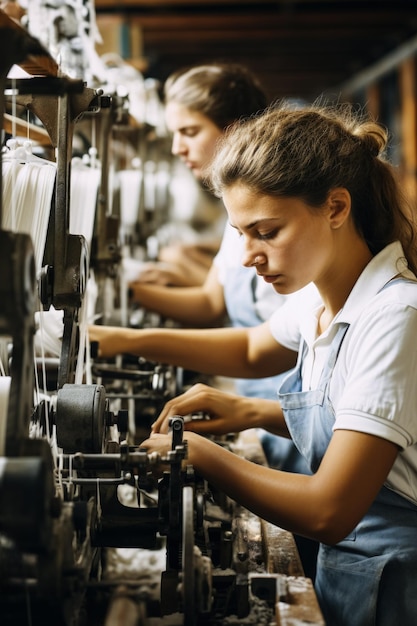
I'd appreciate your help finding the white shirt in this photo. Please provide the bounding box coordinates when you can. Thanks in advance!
[269,242,417,505]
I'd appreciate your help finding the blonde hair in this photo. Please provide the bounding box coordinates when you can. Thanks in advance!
[210,101,417,273]
[164,63,267,130]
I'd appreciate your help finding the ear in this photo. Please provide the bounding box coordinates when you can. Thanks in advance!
[327,187,351,229]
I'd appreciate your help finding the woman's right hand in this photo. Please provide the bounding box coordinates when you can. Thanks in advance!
[88,325,133,359]
[151,382,260,436]
[130,262,189,287]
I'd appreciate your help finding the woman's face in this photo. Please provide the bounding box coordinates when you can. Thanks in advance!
[165,101,223,180]
[223,183,337,295]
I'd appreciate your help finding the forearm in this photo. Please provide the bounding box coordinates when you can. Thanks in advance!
[143,327,246,375]
[157,327,267,377]
[184,429,400,545]
[185,433,323,541]
[90,325,279,378]
[130,284,225,326]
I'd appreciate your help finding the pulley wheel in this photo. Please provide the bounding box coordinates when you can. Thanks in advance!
[56,383,106,453]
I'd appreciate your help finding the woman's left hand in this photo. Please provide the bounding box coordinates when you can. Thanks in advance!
[141,431,201,474]
[151,382,261,435]
[141,431,173,459]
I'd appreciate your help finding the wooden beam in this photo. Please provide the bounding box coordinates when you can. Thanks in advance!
[399,57,417,207]
[3,112,51,145]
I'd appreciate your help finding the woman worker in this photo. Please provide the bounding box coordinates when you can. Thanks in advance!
[91,69,317,576]
[135,62,267,288]
[95,63,312,474]
[124,63,310,459]
[134,102,417,625]
[130,63,284,393]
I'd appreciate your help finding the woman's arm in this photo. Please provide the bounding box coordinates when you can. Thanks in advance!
[88,321,297,380]
[141,428,399,545]
[129,264,227,326]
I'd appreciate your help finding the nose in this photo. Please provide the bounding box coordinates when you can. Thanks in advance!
[242,245,266,268]
[171,132,187,157]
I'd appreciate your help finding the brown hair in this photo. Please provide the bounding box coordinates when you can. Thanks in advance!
[164,63,267,131]
[210,101,417,273]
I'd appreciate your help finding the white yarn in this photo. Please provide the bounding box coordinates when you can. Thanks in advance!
[34,305,63,359]
[2,146,56,272]
[69,158,101,249]
[117,168,143,241]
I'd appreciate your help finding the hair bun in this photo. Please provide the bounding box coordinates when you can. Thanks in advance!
[354,121,387,157]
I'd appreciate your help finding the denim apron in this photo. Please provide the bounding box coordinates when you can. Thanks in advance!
[278,322,417,625]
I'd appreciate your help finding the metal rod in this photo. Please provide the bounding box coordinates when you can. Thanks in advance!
[338,33,417,95]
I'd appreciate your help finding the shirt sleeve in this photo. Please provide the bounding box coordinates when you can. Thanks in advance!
[268,296,303,351]
[269,283,321,350]
[334,299,417,449]
[254,279,287,322]
[213,223,243,286]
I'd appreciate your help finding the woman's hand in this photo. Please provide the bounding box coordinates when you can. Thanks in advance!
[88,325,132,359]
[142,431,172,455]
[140,431,181,478]
[130,262,190,287]
[141,430,221,479]
[151,383,261,436]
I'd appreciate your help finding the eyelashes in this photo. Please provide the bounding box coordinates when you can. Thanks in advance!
[233,227,280,241]
[258,229,278,240]
[236,227,279,241]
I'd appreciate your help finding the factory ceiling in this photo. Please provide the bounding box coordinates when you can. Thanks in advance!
[94,0,417,104]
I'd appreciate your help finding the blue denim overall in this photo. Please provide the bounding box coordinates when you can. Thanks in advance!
[278,322,417,625]
[224,265,310,475]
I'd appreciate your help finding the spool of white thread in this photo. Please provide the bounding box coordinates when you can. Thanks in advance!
[118,169,143,240]
[70,162,101,248]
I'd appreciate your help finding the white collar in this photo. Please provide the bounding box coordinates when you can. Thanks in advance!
[337,241,413,326]
[300,241,414,345]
